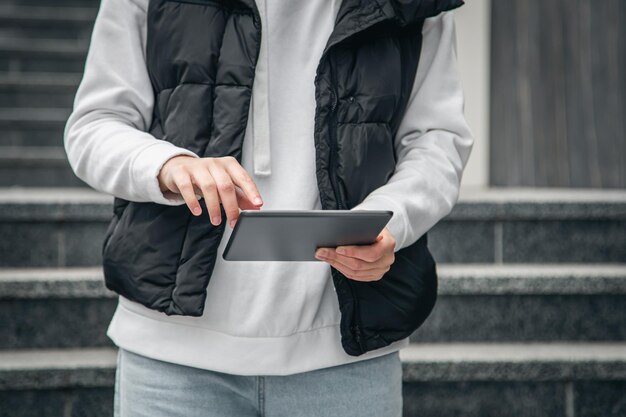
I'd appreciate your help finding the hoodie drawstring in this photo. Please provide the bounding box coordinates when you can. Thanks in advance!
[251,0,272,177]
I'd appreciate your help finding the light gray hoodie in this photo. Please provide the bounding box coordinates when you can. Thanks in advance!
[64,0,473,375]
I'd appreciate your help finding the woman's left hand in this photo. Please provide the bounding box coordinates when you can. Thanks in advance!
[315,227,396,281]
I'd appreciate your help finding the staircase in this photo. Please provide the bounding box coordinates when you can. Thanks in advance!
[0,2,95,188]
[0,2,625,417]
[1,188,625,417]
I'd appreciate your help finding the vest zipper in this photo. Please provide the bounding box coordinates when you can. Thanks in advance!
[350,286,365,352]
[327,69,343,210]
[328,56,365,354]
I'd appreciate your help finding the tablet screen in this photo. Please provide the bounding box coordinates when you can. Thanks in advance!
[222,210,392,262]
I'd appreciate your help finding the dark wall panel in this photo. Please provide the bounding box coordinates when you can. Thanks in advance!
[490,0,626,188]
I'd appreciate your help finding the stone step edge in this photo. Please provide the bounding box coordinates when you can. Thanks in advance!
[1,264,626,299]
[0,146,67,165]
[0,347,116,390]
[1,343,625,390]
[1,187,625,222]
[0,187,109,204]
[0,38,87,56]
[0,72,81,89]
[0,5,97,22]
[3,187,626,203]
[0,108,70,124]
[399,343,626,382]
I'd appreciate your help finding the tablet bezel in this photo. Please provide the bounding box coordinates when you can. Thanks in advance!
[221,209,393,262]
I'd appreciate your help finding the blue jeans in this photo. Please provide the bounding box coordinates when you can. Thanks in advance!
[114,348,403,417]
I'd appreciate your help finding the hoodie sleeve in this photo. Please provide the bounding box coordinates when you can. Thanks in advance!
[351,11,474,252]
[63,0,199,205]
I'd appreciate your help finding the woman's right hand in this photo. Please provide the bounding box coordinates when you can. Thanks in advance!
[157,155,263,228]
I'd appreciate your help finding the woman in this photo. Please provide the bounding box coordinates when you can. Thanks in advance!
[64,0,472,415]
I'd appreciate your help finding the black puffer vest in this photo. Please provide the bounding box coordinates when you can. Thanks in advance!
[102,0,464,356]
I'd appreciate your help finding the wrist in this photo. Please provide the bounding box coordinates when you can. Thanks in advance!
[158,154,196,192]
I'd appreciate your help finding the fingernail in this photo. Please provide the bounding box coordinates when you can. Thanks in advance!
[317,249,327,257]
[254,197,263,205]
[336,247,345,254]
[229,219,237,228]
[212,216,221,225]
[193,207,202,215]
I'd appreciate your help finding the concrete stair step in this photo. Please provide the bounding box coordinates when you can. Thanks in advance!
[0,146,66,163]
[0,268,116,349]
[0,103,71,146]
[0,72,80,108]
[0,147,86,187]
[0,107,69,127]
[431,187,626,264]
[1,264,625,349]
[400,343,626,417]
[413,263,626,343]
[0,187,624,267]
[0,348,117,391]
[0,347,115,417]
[0,127,66,147]
[1,0,100,6]
[0,91,74,145]
[0,38,87,73]
[0,344,624,417]
[0,38,87,58]
[0,5,96,41]
[0,72,81,89]
[0,6,96,23]
[0,188,109,267]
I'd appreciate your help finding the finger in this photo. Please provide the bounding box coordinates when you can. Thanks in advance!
[236,188,261,210]
[174,174,202,216]
[323,258,388,282]
[223,160,263,207]
[191,167,222,225]
[335,251,393,271]
[316,248,391,271]
[335,241,386,262]
[207,164,239,227]
[316,248,366,270]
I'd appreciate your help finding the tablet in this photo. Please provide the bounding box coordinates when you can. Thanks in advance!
[222,209,393,262]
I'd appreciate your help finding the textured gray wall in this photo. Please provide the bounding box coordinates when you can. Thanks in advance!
[490,0,626,188]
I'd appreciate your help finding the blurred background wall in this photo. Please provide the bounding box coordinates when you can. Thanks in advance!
[455,0,491,188]
[456,0,625,189]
